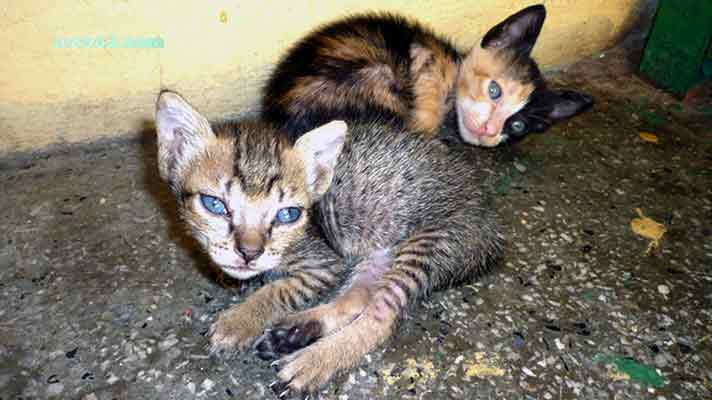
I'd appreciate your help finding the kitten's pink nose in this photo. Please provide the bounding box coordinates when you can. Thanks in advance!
[236,230,265,263]
[237,245,263,263]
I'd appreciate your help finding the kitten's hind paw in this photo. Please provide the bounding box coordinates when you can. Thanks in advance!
[255,320,322,360]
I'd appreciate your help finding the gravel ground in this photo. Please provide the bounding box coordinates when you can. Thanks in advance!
[1,49,711,400]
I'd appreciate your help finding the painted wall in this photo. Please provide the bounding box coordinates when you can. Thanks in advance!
[0,0,644,154]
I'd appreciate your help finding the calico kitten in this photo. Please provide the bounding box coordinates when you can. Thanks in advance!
[156,91,502,394]
[263,5,548,147]
[501,88,594,142]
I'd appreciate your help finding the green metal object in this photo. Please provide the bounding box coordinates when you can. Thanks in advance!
[639,0,712,96]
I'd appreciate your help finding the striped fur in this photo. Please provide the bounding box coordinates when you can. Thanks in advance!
[155,92,502,393]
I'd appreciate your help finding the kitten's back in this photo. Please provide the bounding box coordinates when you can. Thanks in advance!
[316,119,490,262]
[262,13,460,138]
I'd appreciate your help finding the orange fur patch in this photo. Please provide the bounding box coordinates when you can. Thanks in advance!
[408,41,458,136]
[316,32,386,64]
[281,66,406,117]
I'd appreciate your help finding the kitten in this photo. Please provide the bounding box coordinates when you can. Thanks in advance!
[156,91,502,394]
[263,5,549,147]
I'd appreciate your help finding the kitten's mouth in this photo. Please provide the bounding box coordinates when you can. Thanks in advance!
[218,262,261,280]
[219,262,254,273]
[224,264,251,271]
[458,111,503,147]
[209,251,256,276]
[463,114,498,138]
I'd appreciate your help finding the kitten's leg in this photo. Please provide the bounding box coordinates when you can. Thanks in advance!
[273,207,503,394]
[209,228,346,354]
[256,249,393,359]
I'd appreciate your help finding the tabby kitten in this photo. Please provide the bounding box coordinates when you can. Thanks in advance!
[263,5,550,147]
[156,91,502,394]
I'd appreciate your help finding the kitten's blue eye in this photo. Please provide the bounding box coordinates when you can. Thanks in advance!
[488,81,502,100]
[200,194,228,216]
[511,120,526,133]
[275,207,301,224]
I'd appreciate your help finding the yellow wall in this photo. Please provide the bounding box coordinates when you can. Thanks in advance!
[0,0,643,154]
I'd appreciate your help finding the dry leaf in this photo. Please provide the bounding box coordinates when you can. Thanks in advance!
[464,352,505,378]
[639,131,659,143]
[631,208,666,253]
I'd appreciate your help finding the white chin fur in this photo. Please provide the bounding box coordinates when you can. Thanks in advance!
[213,251,281,280]
[219,265,261,280]
[209,248,257,279]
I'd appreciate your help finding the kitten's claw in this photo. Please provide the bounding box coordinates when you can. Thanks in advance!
[256,320,323,360]
[269,379,292,399]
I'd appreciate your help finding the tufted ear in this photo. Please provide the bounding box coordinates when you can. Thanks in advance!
[481,4,546,56]
[293,120,348,198]
[155,91,214,189]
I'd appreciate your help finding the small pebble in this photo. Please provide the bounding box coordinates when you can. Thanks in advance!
[159,337,179,350]
[677,342,692,354]
[654,353,668,368]
[555,338,565,351]
[106,373,119,385]
[46,383,64,397]
[201,378,215,391]
[658,285,670,295]
[65,347,78,359]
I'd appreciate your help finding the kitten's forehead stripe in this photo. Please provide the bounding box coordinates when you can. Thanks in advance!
[266,174,282,195]
[214,121,289,197]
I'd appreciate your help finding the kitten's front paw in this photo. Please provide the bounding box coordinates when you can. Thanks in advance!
[275,343,340,394]
[255,319,322,360]
[208,306,264,354]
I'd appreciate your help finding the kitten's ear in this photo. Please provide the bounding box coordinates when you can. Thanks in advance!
[155,91,214,187]
[293,120,348,198]
[481,4,546,55]
[546,90,595,121]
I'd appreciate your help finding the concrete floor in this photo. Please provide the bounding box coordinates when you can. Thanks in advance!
[1,50,711,400]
